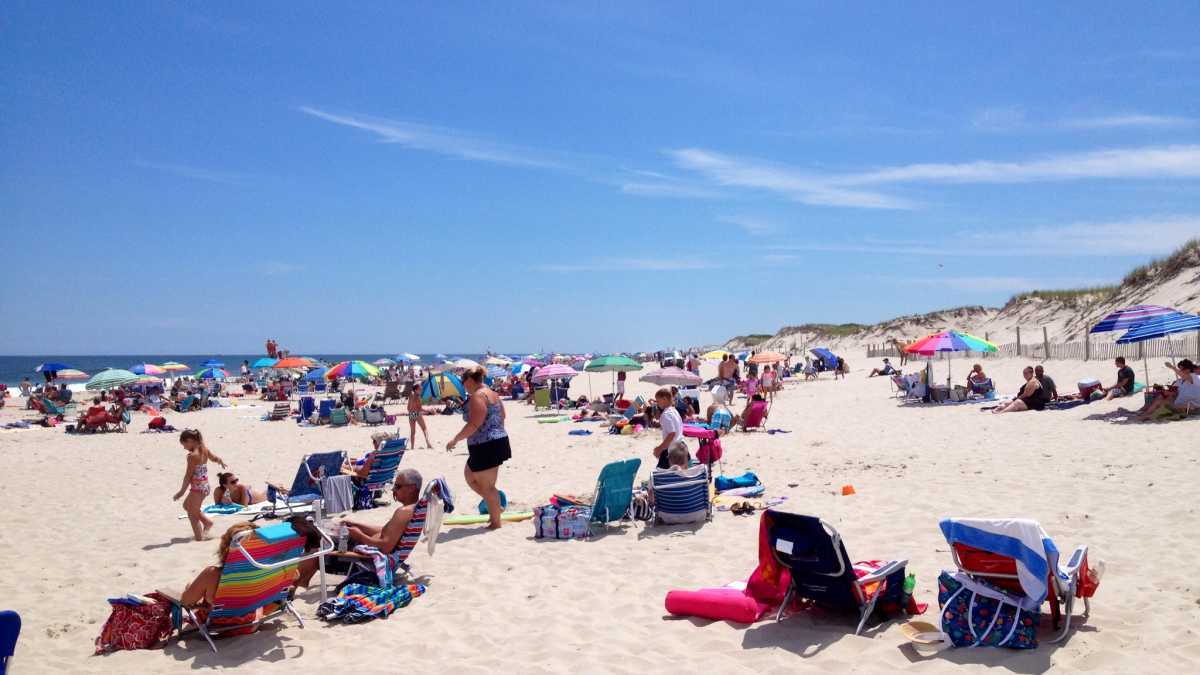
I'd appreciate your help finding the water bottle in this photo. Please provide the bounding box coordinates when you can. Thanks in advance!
[899,573,916,612]
[337,525,349,552]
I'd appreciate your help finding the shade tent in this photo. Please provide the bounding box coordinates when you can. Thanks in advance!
[810,348,839,370]
[422,371,466,402]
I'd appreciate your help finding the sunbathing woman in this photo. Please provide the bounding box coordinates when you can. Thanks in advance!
[174,429,227,541]
[213,472,289,506]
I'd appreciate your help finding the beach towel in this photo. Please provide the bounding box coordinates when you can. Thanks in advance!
[320,474,356,514]
[568,429,592,436]
[202,503,244,516]
[316,583,425,624]
[939,518,1060,610]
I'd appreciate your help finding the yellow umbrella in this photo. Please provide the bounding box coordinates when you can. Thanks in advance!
[702,350,732,360]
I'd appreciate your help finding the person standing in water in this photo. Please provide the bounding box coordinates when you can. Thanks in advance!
[174,429,227,541]
[447,366,510,529]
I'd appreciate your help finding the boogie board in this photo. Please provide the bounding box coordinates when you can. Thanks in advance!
[443,511,534,526]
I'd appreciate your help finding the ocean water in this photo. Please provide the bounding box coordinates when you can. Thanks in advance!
[0,354,502,386]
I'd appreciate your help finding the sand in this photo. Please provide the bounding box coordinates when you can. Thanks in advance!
[1,352,1197,673]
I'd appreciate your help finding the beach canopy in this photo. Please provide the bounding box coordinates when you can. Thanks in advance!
[273,356,315,369]
[160,361,190,372]
[1116,312,1200,344]
[422,371,466,402]
[129,363,166,376]
[904,330,997,356]
[584,355,643,373]
[56,369,90,380]
[702,350,732,360]
[195,367,230,380]
[395,352,421,362]
[200,359,225,368]
[748,350,786,364]
[303,367,329,382]
[251,357,278,368]
[86,369,138,391]
[35,362,73,373]
[639,367,702,386]
[1091,304,1177,334]
[532,363,579,383]
[325,360,380,380]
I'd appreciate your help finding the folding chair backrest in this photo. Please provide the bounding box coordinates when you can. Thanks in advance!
[211,526,304,620]
[533,389,551,408]
[329,407,349,426]
[317,399,334,420]
[951,543,1026,596]
[765,510,860,609]
[590,458,641,524]
[287,451,347,501]
[0,609,19,670]
[272,402,290,419]
[363,439,406,491]
[652,465,710,524]
[300,396,315,419]
[744,401,768,428]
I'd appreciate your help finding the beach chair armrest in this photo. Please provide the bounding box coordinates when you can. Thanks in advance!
[855,558,907,586]
[1059,545,1088,580]
[233,528,336,570]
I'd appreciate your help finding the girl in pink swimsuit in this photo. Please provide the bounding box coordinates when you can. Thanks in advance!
[174,429,228,541]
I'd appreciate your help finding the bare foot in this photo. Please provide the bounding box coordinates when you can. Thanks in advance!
[487,521,503,530]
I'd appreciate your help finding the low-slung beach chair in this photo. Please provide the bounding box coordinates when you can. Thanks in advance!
[533,388,551,410]
[651,465,711,525]
[317,399,334,424]
[589,458,641,530]
[356,438,407,509]
[940,517,1094,643]
[175,395,199,412]
[265,402,290,421]
[279,451,348,508]
[362,406,385,426]
[767,510,911,635]
[162,522,331,653]
[298,396,316,422]
[328,407,350,427]
[0,610,19,674]
[740,400,768,431]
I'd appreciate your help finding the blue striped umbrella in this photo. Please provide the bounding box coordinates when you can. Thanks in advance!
[1116,312,1200,344]
[1091,305,1176,334]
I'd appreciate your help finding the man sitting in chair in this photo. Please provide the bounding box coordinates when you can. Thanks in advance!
[868,358,896,378]
[296,468,423,588]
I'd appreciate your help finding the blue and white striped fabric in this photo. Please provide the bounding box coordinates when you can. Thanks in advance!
[939,518,1061,610]
[1116,312,1200,344]
[652,465,709,524]
[1090,304,1176,334]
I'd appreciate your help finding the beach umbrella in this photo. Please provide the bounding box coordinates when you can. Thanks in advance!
[485,365,507,379]
[396,352,421,362]
[510,363,532,376]
[372,357,396,366]
[57,369,90,380]
[274,356,315,369]
[160,361,190,373]
[35,362,73,373]
[133,375,163,385]
[484,356,512,366]
[324,360,380,380]
[584,355,643,373]
[1115,311,1200,383]
[1090,305,1177,334]
[421,371,466,402]
[532,363,579,383]
[129,363,166,376]
[639,367,702,387]
[702,350,732,360]
[195,368,230,380]
[435,353,448,359]
[86,369,139,391]
[748,351,786,364]
[904,330,997,386]
[200,359,225,368]
[449,358,481,371]
[303,367,329,382]
[251,357,278,369]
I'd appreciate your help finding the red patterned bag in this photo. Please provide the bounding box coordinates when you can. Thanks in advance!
[94,593,175,654]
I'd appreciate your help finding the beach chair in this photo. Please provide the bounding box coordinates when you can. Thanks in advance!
[298,396,316,422]
[175,395,198,412]
[767,510,911,635]
[328,407,350,427]
[533,388,551,410]
[283,451,349,507]
[43,399,71,418]
[362,406,385,426]
[314,382,327,394]
[265,402,290,421]
[740,400,768,431]
[384,381,401,401]
[0,610,19,674]
[356,438,407,509]
[940,518,1095,643]
[589,458,642,530]
[651,465,711,525]
[317,399,334,424]
[161,522,330,653]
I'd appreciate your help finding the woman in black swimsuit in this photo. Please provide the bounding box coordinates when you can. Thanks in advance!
[993,366,1046,414]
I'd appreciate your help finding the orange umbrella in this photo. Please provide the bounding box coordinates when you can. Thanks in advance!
[748,351,785,364]
[273,356,315,369]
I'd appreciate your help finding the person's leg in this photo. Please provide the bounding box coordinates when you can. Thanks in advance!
[409,416,418,447]
[470,466,503,529]
[418,416,432,448]
[183,492,208,540]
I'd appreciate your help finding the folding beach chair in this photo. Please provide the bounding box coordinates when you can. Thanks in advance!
[268,451,348,517]
[362,406,385,426]
[589,458,641,530]
[356,438,407,509]
[317,399,334,424]
[328,407,350,427]
[0,610,19,675]
[298,396,316,422]
[651,465,711,525]
[265,402,290,421]
[740,400,768,431]
[533,388,551,410]
[767,510,911,635]
[940,517,1095,643]
[175,395,198,412]
[162,522,330,653]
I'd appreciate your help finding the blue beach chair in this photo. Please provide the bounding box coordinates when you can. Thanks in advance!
[298,396,316,422]
[284,451,348,505]
[355,438,407,509]
[589,458,641,529]
[651,465,711,525]
[317,399,334,424]
[0,610,19,674]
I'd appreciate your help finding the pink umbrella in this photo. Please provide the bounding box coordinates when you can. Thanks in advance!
[532,363,579,383]
[639,367,702,387]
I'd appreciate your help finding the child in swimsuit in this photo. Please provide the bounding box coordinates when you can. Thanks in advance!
[174,429,227,541]
[407,387,433,449]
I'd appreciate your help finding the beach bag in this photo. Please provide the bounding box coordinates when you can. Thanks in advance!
[94,593,176,654]
[696,437,723,465]
[938,571,1038,649]
[533,505,592,539]
[628,490,653,521]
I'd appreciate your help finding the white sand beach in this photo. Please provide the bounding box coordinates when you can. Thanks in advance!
[1,352,1196,673]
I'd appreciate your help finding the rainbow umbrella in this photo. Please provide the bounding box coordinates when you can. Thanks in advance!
[532,363,579,383]
[195,368,230,380]
[905,330,997,386]
[324,360,380,380]
[129,363,166,376]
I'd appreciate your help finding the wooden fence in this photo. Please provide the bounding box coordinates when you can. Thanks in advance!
[866,330,1200,362]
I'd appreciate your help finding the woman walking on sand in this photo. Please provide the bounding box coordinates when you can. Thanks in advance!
[174,429,227,541]
[447,366,510,529]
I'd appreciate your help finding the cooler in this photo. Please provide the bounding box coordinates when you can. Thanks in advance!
[1078,378,1101,398]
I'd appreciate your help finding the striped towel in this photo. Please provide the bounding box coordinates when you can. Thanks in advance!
[316,582,425,623]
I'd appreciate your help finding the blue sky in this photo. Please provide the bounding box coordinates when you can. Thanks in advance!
[3,2,1198,354]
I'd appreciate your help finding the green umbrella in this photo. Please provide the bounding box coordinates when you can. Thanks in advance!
[583,355,643,372]
[85,368,139,391]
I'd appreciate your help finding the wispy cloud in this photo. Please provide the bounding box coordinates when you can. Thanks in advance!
[970,106,1028,132]
[134,159,254,185]
[895,275,1112,292]
[718,215,777,236]
[620,181,724,199]
[299,106,563,169]
[1060,114,1196,130]
[258,261,299,276]
[537,257,721,273]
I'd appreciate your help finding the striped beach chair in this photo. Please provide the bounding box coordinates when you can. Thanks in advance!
[651,464,711,525]
[163,523,319,653]
[355,438,407,510]
[264,402,290,421]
